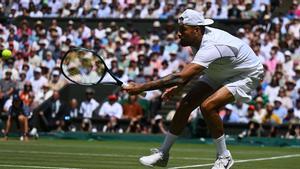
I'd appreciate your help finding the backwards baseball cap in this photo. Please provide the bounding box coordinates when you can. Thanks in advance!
[178,9,214,26]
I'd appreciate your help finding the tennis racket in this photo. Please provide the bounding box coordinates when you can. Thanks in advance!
[60,47,128,87]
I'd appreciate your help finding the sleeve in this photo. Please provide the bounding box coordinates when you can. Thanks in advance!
[115,104,123,119]
[79,103,84,114]
[191,46,222,68]
[98,103,106,117]
[192,45,237,68]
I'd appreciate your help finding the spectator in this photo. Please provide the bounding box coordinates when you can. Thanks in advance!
[99,94,123,133]
[143,76,162,118]
[273,97,288,120]
[262,103,282,125]
[228,3,241,19]
[19,81,34,107]
[285,124,300,139]
[264,76,280,103]
[203,0,216,18]
[122,95,143,120]
[283,109,297,123]
[38,91,66,131]
[214,0,228,19]
[222,104,240,123]
[79,88,99,131]
[159,60,172,77]
[277,87,293,109]
[3,59,19,80]
[293,99,300,119]
[42,51,56,70]
[3,94,30,141]
[254,97,267,120]
[231,99,249,119]
[0,69,16,112]
[17,71,27,90]
[126,118,143,133]
[34,83,53,105]
[239,105,262,124]
[48,70,66,91]
[149,114,167,134]
[30,67,48,93]
[64,98,79,132]
[242,2,258,19]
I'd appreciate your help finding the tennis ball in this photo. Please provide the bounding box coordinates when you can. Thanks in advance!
[1,49,12,60]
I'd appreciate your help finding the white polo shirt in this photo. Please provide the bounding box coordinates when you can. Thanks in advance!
[191,27,263,84]
[99,101,123,119]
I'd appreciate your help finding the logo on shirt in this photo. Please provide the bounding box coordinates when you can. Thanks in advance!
[178,17,184,24]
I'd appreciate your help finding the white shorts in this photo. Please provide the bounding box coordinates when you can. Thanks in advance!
[199,68,264,103]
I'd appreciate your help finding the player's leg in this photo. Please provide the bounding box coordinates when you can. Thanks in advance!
[3,116,12,140]
[18,115,29,141]
[200,86,235,169]
[139,81,215,167]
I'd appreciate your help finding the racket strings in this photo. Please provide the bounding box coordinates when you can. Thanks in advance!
[62,50,104,85]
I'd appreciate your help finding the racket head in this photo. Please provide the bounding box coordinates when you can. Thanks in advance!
[60,47,109,86]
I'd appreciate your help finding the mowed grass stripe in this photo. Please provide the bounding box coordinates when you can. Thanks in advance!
[1,139,299,169]
[0,149,215,161]
[1,140,297,155]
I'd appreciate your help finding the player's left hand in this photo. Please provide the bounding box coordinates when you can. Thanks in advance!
[122,82,144,95]
[162,85,179,101]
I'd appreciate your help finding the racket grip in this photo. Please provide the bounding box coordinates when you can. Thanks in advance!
[140,92,147,97]
[121,83,129,87]
[121,83,146,97]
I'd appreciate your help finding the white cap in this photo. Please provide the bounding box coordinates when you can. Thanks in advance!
[154,114,163,120]
[274,97,282,103]
[170,50,177,55]
[178,9,214,26]
[153,21,161,27]
[238,28,245,33]
[52,70,60,76]
[106,28,112,33]
[284,50,292,56]
[225,104,233,111]
[34,67,42,73]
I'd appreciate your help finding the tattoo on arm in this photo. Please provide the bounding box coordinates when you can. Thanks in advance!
[142,73,190,91]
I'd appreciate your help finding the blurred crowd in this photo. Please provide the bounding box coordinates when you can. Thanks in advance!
[0,1,300,139]
[0,0,290,19]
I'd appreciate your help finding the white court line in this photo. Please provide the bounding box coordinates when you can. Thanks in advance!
[168,154,300,169]
[0,150,214,161]
[0,164,80,169]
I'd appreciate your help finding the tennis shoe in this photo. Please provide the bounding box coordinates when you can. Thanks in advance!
[139,148,169,167]
[211,152,234,169]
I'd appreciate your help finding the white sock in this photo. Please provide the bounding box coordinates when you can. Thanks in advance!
[213,135,229,156]
[159,132,178,154]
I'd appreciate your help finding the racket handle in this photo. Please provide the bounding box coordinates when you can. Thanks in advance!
[140,92,147,97]
[122,83,146,97]
[121,83,129,87]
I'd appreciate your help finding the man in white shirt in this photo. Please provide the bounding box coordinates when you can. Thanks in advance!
[124,9,264,169]
[79,88,99,131]
[99,94,123,119]
[30,67,48,94]
[99,94,123,133]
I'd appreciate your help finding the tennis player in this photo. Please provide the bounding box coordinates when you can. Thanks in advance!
[123,9,264,169]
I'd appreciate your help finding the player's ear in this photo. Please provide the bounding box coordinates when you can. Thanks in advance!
[194,26,202,35]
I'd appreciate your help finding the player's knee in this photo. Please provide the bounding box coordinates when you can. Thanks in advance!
[18,115,26,122]
[200,100,215,116]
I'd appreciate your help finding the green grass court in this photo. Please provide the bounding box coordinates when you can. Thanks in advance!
[0,139,299,169]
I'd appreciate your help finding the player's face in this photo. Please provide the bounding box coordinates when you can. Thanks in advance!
[177,25,201,46]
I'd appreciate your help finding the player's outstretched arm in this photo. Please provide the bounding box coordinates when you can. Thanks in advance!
[123,63,205,95]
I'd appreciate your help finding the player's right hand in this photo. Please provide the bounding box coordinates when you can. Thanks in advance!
[162,86,179,101]
[122,82,144,95]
